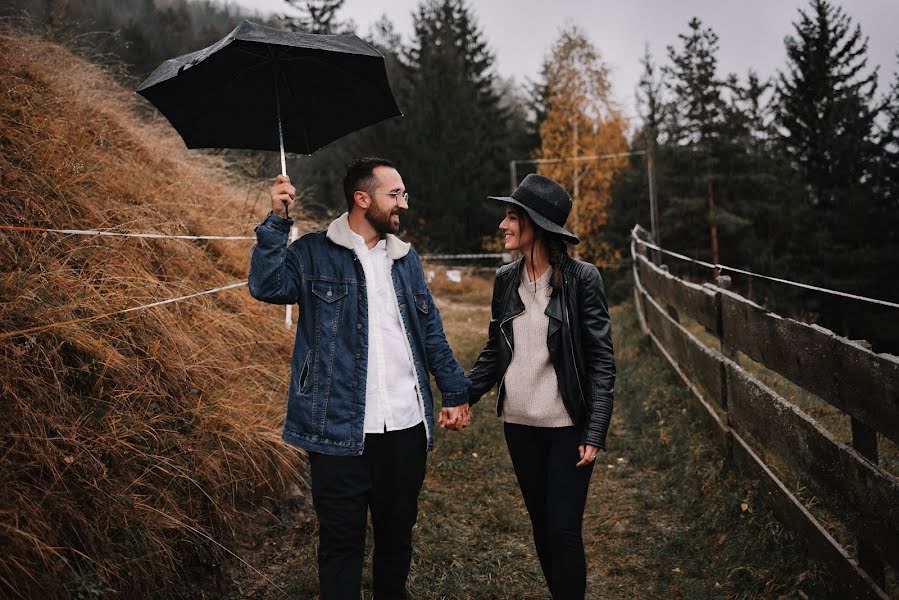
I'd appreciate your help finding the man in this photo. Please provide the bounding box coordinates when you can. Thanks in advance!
[249,157,471,599]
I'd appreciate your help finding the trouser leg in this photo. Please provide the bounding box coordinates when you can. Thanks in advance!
[308,451,370,600]
[369,422,427,600]
[545,426,594,600]
[504,423,553,591]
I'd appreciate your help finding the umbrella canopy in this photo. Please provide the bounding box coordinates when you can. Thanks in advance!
[136,20,402,159]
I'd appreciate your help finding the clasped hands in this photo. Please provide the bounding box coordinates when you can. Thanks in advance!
[438,403,472,431]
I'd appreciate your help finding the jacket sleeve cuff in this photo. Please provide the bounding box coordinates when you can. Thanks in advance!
[584,438,606,451]
[581,422,608,450]
[257,212,294,234]
[440,389,470,408]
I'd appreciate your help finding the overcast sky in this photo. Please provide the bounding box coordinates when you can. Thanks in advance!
[228,0,898,120]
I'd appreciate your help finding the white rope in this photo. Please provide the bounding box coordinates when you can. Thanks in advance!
[0,225,255,241]
[115,281,248,314]
[633,237,899,310]
[513,150,645,166]
[0,281,248,340]
[421,253,507,260]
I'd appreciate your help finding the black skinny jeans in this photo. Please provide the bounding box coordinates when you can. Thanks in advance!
[504,423,595,600]
[307,422,427,600]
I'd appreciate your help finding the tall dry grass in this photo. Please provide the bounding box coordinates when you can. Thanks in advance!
[0,30,312,599]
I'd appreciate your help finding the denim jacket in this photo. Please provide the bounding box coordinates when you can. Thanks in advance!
[249,212,470,456]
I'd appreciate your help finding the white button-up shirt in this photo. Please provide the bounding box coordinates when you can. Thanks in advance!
[351,231,422,434]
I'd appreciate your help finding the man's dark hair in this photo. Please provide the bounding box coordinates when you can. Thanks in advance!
[343,157,396,212]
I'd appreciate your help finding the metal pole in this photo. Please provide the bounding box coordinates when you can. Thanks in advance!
[275,70,289,218]
[572,116,579,240]
[278,112,287,178]
[510,160,517,193]
[647,140,660,264]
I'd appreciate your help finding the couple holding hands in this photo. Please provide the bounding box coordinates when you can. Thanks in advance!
[248,157,615,600]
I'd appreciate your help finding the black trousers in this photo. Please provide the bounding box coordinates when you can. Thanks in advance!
[504,423,595,600]
[307,422,427,600]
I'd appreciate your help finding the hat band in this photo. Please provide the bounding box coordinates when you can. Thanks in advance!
[511,187,569,226]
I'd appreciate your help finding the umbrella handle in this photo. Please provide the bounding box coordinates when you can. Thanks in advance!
[277,96,289,219]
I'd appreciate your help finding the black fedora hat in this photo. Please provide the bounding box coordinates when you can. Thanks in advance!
[489,174,579,245]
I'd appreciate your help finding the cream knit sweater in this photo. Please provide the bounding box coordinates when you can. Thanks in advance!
[502,265,574,428]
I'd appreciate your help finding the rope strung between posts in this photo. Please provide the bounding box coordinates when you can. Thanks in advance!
[420,253,507,260]
[632,237,899,310]
[0,225,255,241]
[0,281,248,341]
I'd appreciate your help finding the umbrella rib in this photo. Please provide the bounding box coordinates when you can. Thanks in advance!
[268,44,312,154]
[270,54,391,92]
[277,63,311,153]
[234,46,273,60]
[183,58,275,145]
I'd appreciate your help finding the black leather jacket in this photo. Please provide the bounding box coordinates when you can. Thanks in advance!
[468,256,615,449]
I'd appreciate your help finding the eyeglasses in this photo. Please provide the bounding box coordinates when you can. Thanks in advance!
[372,191,409,206]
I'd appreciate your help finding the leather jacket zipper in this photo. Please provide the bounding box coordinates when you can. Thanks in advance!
[497,308,523,405]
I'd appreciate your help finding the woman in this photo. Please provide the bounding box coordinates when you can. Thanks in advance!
[467,174,615,600]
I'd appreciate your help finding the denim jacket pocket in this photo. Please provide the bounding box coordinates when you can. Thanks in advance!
[311,281,349,304]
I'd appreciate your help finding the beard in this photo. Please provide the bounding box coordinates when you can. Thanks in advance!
[365,202,400,235]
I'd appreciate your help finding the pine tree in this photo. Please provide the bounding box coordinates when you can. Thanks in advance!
[878,56,899,207]
[664,18,728,148]
[662,17,731,266]
[637,45,664,148]
[400,0,514,252]
[283,0,355,35]
[776,0,879,206]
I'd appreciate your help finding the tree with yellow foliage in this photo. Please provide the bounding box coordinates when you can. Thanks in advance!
[537,26,628,267]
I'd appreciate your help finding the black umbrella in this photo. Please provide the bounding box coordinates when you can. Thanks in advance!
[137,20,402,184]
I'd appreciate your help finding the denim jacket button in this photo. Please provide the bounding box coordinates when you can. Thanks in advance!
[326,289,333,297]
[356,323,362,330]
[352,381,358,388]
[355,353,361,359]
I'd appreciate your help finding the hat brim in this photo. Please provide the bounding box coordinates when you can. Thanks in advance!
[488,196,580,245]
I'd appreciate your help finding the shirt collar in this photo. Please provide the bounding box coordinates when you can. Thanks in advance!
[350,229,386,253]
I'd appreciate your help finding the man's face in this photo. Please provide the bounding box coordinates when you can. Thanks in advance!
[364,166,407,235]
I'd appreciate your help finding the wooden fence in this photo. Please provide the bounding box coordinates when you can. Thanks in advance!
[630,225,899,599]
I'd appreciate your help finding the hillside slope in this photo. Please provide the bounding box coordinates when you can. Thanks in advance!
[0,31,310,599]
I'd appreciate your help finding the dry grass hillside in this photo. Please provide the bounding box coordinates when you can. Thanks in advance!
[0,30,313,599]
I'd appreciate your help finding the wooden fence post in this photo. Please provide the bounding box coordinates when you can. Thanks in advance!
[714,275,735,463]
[714,276,738,366]
[849,338,885,588]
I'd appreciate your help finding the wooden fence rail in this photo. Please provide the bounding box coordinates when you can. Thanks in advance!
[630,225,899,599]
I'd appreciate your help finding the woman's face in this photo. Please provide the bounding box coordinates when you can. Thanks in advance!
[499,205,535,253]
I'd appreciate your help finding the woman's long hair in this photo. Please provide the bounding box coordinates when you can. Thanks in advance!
[513,206,568,293]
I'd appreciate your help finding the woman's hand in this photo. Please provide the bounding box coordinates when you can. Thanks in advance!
[438,404,472,431]
[576,444,599,468]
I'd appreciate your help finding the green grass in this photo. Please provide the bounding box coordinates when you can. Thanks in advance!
[604,304,827,599]
[222,288,831,599]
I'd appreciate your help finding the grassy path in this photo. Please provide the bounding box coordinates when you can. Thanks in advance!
[223,288,827,599]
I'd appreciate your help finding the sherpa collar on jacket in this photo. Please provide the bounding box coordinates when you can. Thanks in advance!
[326,212,411,261]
